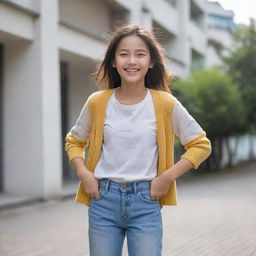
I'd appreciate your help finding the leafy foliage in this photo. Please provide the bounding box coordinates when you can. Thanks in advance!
[173,68,247,138]
[224,20,256,130]
[172,68,247,170]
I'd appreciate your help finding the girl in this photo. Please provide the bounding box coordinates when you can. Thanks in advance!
[65,25,211,256]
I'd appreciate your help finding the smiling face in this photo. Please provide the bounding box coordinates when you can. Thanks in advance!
[113,34,152,87]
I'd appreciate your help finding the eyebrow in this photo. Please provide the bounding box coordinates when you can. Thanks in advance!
[118,49,148,52]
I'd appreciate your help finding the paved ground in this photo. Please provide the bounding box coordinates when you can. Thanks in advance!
[0,161,256,256]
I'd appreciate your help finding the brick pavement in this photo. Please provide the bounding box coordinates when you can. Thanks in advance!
[0,161,256,256]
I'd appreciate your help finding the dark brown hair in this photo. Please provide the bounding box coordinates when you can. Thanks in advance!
[94,25,172,93]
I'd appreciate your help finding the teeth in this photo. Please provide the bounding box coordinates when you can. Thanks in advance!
[125,68,138,71]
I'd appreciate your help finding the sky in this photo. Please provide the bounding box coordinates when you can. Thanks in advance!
[208,0,256,25]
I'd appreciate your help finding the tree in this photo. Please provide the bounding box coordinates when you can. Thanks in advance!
[224,19,256,131]
[172,68,247,170]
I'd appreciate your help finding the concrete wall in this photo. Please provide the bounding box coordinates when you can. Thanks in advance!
[205,44,223,68]
[189,22,207,55]
[0,2,34,41]
[58,24,106,61]
[67,60,96,130]
[59,0,111,36]
[6,0,40,13]
[206,1,235,70]
[4,41,44,196]
[145,0,179,36]
[2,0,62,199]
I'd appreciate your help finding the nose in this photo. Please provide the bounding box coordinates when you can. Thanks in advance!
[127,55,136,64]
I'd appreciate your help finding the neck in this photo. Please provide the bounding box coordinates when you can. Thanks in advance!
[118,82,147,98]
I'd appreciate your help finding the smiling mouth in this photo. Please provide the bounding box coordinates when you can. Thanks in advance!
[124,68,140,72]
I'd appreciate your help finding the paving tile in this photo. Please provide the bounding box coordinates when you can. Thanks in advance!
[0,162,255,256]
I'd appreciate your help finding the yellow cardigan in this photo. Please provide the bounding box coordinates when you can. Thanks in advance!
[65,89,211,207]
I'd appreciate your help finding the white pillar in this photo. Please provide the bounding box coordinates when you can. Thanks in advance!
[168,0,191,77]
[129,0,143,25]
[141,8,152,31]
[4,41,44,197]
[40,0,62,198]
[3,0,62,199]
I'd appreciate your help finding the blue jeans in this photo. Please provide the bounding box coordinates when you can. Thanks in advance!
[88,179,163,256]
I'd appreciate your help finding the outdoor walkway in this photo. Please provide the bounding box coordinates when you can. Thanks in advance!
[0,161,256,256]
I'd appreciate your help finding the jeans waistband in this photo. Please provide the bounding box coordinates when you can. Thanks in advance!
[99,179,151,193]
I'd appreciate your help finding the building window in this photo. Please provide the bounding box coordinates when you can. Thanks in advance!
[191,49,205,72]
[207,14,235,31]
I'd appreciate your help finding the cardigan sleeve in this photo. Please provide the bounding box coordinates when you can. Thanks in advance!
[172,99,211,169]
[65,99,91,162]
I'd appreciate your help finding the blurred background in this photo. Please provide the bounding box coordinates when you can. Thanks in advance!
[0,0,255,255]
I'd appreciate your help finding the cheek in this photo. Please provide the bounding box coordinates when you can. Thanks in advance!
[139,57,151,66]
[115,64,124,76]
[115,58,125,68]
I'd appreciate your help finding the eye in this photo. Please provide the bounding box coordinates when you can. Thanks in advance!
[119,53,128,56]
[137,53,146,57]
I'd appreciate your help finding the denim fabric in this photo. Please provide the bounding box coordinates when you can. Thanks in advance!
[88,179,163,256]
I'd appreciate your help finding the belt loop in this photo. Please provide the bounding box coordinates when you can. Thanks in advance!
[133,182,137,194]
[105,179,110,192]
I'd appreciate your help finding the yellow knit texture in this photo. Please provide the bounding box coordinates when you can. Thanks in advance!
[65,89,211,207]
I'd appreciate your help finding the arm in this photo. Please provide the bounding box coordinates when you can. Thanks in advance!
[65,99,91,162]
[151,158,193,200]
[71,157,100,199]
[151,100,211,200]
[65,99,100,199]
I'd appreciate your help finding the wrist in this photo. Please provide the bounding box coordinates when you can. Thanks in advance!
[76,166,89,179]
[160,169,175,185]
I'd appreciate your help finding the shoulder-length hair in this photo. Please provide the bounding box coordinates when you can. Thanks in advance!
[94,24,172,93]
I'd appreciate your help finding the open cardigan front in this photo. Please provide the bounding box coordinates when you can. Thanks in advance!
[65,89,211,207]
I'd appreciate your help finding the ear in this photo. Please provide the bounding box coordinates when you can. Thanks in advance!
[112,61,116,68]
[149,61,154,69]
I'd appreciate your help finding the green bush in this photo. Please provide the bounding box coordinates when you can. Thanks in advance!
[224,20,256,132]
[172,68,247,170]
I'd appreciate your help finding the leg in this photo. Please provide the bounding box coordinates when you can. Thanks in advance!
[89,220,125,256]
[126,191,163,256]
[88,191,125,256]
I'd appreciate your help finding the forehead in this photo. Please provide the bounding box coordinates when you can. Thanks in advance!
[116,35,149,51]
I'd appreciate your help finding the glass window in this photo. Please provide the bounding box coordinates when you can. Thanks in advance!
[207,14,235,30]
[191,50,205,72]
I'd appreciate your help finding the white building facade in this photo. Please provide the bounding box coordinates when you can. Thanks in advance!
[0,0,235,206]
[206,1,235,69]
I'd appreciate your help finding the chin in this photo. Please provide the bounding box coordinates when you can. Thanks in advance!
[122,78,144,85]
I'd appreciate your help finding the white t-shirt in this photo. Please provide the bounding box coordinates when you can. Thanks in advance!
[70,88,203,182]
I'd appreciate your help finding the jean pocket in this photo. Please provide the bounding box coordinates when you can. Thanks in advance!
[137,190,159,204]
